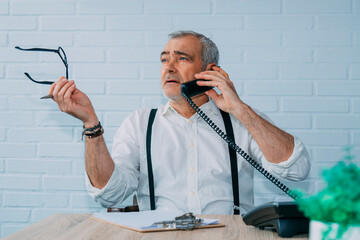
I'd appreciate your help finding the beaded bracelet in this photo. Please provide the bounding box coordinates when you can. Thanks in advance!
[82,122,104,140]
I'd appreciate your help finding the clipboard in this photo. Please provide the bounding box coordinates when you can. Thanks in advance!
[91,210,225,232]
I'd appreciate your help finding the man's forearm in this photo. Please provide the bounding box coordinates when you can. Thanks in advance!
[232,103,294,164]
[85,135,115,189]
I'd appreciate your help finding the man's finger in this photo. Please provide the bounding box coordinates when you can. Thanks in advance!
[53,78,69,98]
[58,80,75,97]
[47,76,65,97]
[212,66,230,79]
[205,89,219,99]
[64,82,76,101]
[47,82,56,95]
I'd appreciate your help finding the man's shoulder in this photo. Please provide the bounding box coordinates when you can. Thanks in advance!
[127,104,166,121]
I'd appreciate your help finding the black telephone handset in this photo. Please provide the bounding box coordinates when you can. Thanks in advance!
[180,79,213,98]
[181,66,215,98]
[181,80,309,238]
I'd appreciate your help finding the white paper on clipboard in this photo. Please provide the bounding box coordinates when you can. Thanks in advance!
[92,209,220,231]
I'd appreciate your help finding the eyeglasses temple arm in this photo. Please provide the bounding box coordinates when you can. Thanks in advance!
[15,46,59,53]
[57,52,69,78]
[57,47,69,79]
[24,72,55,85]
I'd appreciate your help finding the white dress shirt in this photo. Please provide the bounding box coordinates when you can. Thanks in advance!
[86,100,310,215]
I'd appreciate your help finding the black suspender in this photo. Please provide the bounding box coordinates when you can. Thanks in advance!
[146,109,157,210]
[145,108,240,214]
[220,110,240,215]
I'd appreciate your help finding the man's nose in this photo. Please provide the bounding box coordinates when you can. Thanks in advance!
[166,59,177,73]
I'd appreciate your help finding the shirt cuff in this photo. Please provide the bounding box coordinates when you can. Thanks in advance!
[261,136,310,181]
[85,165,125,206]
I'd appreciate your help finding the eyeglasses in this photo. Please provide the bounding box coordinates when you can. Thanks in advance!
[15,46,68,85]
[15,46,69,99]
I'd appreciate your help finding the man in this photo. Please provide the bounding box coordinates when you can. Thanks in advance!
[49,31,310,214]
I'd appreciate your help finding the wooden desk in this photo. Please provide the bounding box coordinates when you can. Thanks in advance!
[3,213,308,240]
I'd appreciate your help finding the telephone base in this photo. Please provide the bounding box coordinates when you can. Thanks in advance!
[243,202,309,238]
[256,218,309,238]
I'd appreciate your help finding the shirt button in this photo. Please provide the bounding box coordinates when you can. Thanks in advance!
[189,142,195,147]
[189,167,194,172]
[189,119,193,124]
[190,192,195,196]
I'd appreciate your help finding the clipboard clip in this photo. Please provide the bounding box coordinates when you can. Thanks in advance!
[153,212,203,230]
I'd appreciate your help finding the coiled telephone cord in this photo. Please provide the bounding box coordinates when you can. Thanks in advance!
[185,96,299,200]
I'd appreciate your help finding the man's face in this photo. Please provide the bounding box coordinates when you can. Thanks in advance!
[160,35,203,100]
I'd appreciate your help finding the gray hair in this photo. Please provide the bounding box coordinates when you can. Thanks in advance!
[168,30,219,70]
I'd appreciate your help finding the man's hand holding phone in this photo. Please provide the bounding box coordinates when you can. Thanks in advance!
[195,66,244,116]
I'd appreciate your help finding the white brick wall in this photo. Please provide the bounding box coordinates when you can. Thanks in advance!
[1,0,360,237]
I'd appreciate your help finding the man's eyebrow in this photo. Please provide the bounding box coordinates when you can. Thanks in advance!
[160,51,169,57]
[160,50,194,61]
[174,50,194,61]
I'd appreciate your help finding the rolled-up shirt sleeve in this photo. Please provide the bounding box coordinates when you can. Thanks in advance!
[85,164,139,207]
[85,111,142,208]
[261,136,311,181]
[248,110,311,181]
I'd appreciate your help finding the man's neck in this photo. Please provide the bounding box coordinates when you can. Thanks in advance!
[169,94,209,119]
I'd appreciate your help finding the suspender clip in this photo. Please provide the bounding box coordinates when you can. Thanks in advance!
[233,205,241,211]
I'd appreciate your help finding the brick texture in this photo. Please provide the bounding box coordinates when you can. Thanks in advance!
[1,0,360,238]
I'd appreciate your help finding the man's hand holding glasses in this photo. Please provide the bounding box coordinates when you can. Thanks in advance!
[15,46,98,128]
[48,76,98,128]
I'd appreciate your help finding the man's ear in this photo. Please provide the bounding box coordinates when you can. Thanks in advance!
[205,63,217,71]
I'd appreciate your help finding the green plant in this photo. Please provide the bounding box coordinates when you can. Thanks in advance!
[295,146,360,238]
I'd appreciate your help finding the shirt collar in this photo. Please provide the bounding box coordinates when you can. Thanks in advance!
[161,98,220,118]
[161,101,173,116]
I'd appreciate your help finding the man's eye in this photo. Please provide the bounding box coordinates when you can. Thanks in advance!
[161,58,167,63]
[180,57,188,61]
